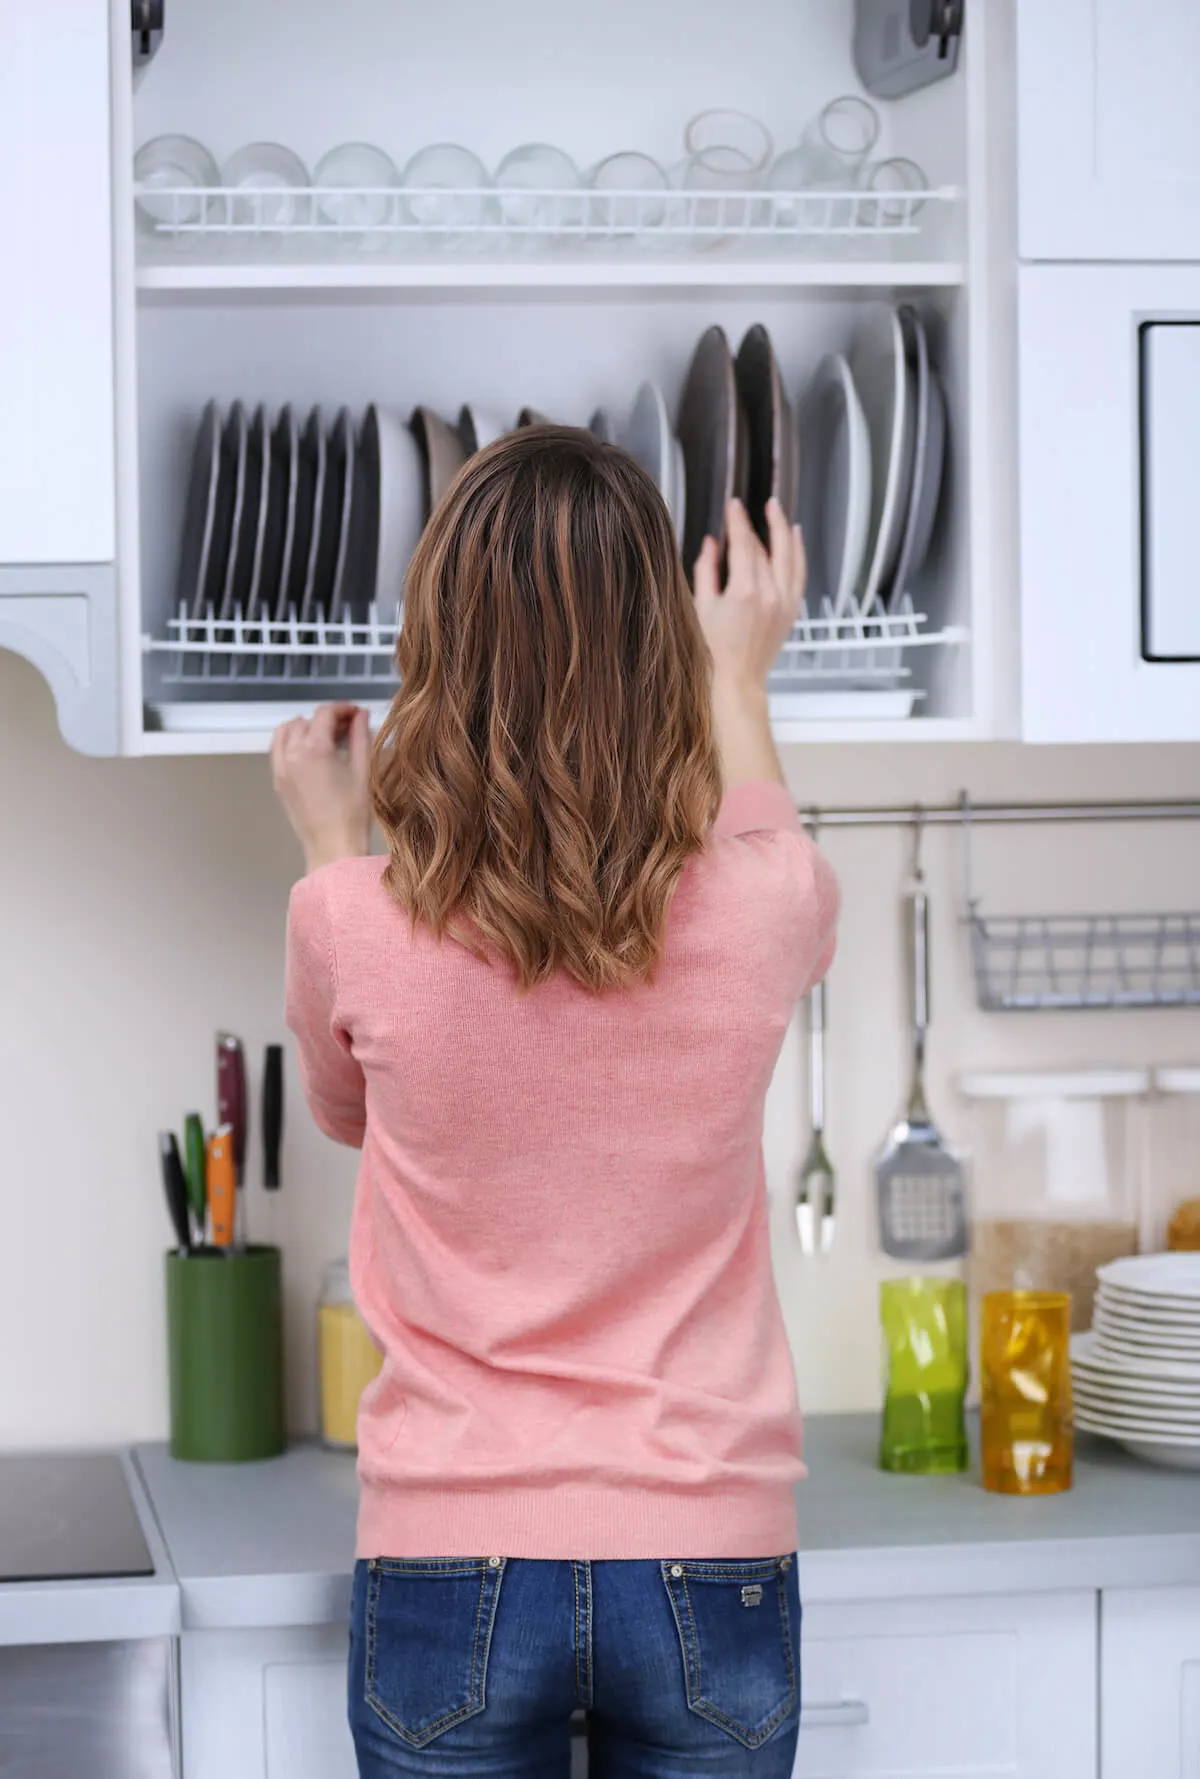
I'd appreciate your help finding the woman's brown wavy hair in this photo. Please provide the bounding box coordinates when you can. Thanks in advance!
[371,424,720,991]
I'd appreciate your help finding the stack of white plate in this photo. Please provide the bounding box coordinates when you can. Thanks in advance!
[1071,1254,1200,1470]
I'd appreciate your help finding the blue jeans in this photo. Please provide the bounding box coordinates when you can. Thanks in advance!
[349,1554,801,1777]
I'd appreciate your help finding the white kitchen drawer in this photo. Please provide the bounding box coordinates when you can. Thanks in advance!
[793,1590,1096,1779]
[181,1623,357,1779]
[1016,0,1200,262]
[1101,1587,1200,1779]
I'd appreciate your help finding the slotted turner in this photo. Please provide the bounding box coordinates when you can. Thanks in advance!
[875,868,968,1261]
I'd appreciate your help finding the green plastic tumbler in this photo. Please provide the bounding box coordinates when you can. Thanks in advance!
[165,1246,285,1462]
[879,1277,969,1475]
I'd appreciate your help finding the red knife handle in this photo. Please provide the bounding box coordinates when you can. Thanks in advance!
[217,1034,247,1184]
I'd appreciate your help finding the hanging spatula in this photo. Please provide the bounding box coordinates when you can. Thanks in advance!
[795,978,835,1257]
[875,867,968,1261]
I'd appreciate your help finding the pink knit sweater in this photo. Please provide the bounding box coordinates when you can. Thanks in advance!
[286,781,837,1560]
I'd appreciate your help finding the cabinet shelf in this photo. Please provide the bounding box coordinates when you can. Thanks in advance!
[136,257,967,294]
[134,181,963,293]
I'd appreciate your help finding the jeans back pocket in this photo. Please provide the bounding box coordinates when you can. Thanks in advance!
[661,1557,798,1749]
[365,1557,506,1748]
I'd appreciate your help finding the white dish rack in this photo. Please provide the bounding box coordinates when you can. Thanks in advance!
[136,182,960,258]
[142,592,966,727]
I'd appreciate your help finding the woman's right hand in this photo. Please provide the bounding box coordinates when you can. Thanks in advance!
[693,496,806,697]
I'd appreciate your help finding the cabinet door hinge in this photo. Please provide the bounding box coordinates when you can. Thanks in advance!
[132,0,163,64]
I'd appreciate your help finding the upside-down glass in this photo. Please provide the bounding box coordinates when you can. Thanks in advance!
[221,142,310,234]
[402,143,490,232]
[858,156,928,229]
[588,151,670,234]
[981,1291,1074,1495]
[314,142,399,244]
[134,134,219,244]
[880,1277,969,1474]
[495,143,582,237]
[683,109,774,233]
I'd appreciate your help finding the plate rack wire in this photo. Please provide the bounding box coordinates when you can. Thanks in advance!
[961,796,1200,1012]
[136,181,960,258]
[144,592,964,696]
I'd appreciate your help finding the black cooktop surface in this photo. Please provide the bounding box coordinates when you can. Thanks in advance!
[0,1453,154,1583]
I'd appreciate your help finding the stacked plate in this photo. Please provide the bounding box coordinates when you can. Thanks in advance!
[1071,1254,1200,1469]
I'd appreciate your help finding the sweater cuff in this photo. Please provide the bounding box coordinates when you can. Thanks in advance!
[713,781,801,838]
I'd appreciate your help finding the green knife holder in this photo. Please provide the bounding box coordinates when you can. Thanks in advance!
[166,1246,285,1462]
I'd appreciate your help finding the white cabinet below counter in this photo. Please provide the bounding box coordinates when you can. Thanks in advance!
[794,1591,1096,1779]
[1101,1587,1200,1779]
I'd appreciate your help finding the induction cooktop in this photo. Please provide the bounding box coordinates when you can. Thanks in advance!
[0,1453,154,1583]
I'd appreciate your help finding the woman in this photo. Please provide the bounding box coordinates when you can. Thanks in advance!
[273,426,837,1779]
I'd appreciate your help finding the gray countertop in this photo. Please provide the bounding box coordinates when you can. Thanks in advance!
[0,1452,179,1647]
[134,1416,1200,1632]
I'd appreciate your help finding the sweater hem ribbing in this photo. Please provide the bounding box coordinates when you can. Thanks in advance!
[356,1479,801,1561]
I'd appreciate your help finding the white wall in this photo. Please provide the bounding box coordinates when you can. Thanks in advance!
[3,648,1199,1446]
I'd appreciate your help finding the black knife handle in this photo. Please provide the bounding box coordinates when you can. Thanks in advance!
[262,1045,284,1190]
[159,1131,192,1254]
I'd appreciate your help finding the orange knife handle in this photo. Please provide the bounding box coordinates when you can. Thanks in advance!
[207,1126,236,1249]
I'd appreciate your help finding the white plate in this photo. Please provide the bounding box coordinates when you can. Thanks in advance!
[1074,1381,1200,1420]
[622,382,673,513]
[1093,1319,1200,1359]
[669,437,686,548]
[1096,1286,1200,1325]
[1098,1254,1200,1299]
[797,353,872,618]
[366,405,425,615]
[1071,1330,1200,1383]
[1075,1404,1200,1441]
[849,306,915,614]
[1074,1369,1200,1405]
[887,306,946,609]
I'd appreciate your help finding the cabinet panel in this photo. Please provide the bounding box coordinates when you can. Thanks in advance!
[1017,0,1200,261]
[0,0,116,565]
[1101,1587,1200,1779]
[1018,264,1200,742]
[793,1590,1096,1779]
[181,1624,356,1779]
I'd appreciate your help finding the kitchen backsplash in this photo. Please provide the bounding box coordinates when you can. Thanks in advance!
[3,649,1199,1443]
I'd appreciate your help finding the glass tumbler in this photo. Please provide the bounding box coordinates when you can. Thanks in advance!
[683,109,773,232]
[981,1291,1073,1495]
[879,1277,969,1475]
[317,1259,383,1450]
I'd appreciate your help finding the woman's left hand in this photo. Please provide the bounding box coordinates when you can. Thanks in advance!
[271,704,373,873]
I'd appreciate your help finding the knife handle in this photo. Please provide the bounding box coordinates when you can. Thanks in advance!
[217,1035,248,1184]
[183,1113,207,1240]
[159,1132,192,1255]
[207,1126,236,1249]
[262,1045,284,1190]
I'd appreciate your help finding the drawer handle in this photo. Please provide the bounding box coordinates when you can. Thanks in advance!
[802,1699,870,1730]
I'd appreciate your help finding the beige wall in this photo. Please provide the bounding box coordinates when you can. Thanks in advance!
[3,649,1199,1446]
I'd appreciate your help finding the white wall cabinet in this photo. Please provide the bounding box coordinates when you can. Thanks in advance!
[0,0,122,753]
[0,0,1017,755]
[1018,264,1200,744]
[1016,0,1200,263]
[1101,1587,1200,1778]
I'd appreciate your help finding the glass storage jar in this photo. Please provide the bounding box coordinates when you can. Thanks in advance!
[956,1069,1149,1332]
[317,1259,383,1450]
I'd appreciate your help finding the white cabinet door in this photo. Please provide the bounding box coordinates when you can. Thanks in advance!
[1017,0,1200,261]
[793,1591,1096,1779]
[0,0,116,566]
[1101,1587,1200,1778]
[1019,263,1200,743]
[181,1624,357,1779]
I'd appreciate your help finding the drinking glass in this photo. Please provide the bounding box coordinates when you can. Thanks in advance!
[766,144,852,232]
[134,135,219,245]
[495,143,582,236]
[402,143,489,232]
[858,156,928,229]
[683,109,773,233]
[981,1291,1073,1495]
[807,95,880,169]
[314,142,399,243]
[221,143,310,234]
[879,1278,969,1475]
[588,151,670,234]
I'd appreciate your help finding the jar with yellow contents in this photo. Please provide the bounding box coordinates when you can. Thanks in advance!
[317,1260,383,1451]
